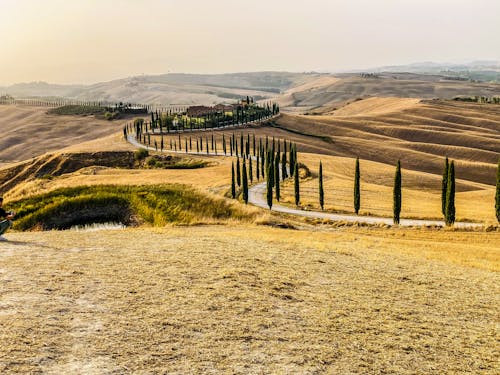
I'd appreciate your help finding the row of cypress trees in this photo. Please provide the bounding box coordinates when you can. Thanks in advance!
[312,157,487,226]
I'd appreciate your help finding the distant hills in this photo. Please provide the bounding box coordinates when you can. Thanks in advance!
[0,72,317,106]
[350,61,500,82]
[1,63,499,108]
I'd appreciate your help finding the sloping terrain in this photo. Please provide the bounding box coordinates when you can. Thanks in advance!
[0,105,124,166]
[276,73,500,113]
[1,72,320,106]
[274,99,500,185]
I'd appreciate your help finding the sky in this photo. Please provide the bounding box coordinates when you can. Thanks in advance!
[0,0,499,85]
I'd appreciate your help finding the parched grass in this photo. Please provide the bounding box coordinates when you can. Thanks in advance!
[9,184,253,230]
[0,226,498,373]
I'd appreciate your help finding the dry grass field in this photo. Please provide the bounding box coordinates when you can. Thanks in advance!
[0,105,124,166]
[0,226,498,374]
[276,73,500,113]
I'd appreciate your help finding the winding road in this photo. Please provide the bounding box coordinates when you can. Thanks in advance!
[127,134,481,228]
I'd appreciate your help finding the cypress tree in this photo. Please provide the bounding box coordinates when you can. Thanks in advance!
[393,160,402,224]
[223,134,227,155]
[253,134,256,156]
[496,159,500,223]
[256,155,260,180]
[240,134,244,156]
[185,138,188,153]
[289,144,295,177]
[261,147,265,178]
[249,156,253,183]
[266,163,273,209]
[354,157,360,214]
[281,152,287,181]
[275,153,280,201]
[445,161,456,226]
[294,162,300,206]
[242,160,248,204]
[319,161,324,210]
[231,162,236,199]
[441,157,449,218]
[236,157,241,187]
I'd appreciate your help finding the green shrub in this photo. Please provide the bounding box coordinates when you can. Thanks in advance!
[134,148,149,161]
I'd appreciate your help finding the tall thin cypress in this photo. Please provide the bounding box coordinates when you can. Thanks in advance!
[319,161,324,210]
[294,162,300,206]
[260,147,265,178]
[242,160,248,204]
[231,162,236,199]
[393,160,402,224]
[354,157,360,214]
[445,161,456,226]
[223,134,226,155]
[236,157,241,187]
[253,134,256,156]
[274,153,280,201]
[441,157,449,218]
[266,163,273,209]
[249,156,253,183]
[281,151,287,181]
[256,155,260,180]
[496,158,500,223]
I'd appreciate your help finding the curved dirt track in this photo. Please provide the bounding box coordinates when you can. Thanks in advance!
[127,134,481,228]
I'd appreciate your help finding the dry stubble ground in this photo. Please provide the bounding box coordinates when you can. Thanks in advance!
[0,225,498,374]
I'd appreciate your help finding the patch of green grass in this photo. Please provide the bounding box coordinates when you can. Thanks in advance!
[10,185,251,231]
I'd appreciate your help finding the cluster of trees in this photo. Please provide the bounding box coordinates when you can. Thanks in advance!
[125,102,279,135]
[229,137,299,207]
[453,96,500,104]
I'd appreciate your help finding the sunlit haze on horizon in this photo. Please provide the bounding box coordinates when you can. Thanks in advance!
[0,0,499,85]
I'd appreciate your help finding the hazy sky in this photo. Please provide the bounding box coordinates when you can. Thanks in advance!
[1,0,499,85]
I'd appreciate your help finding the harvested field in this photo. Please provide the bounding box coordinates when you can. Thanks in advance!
[0,226,498,373]
[0,105,125,164]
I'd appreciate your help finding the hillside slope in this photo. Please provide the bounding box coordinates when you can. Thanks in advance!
[277,73,500,113]
[0,105,124,166]
[274,99,500,185]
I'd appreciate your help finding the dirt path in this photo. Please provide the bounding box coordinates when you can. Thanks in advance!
[127,134,482,228]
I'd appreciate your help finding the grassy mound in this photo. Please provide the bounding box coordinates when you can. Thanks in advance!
[10,185,250,230]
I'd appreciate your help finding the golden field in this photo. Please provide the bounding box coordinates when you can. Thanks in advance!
[0,225,499,374]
